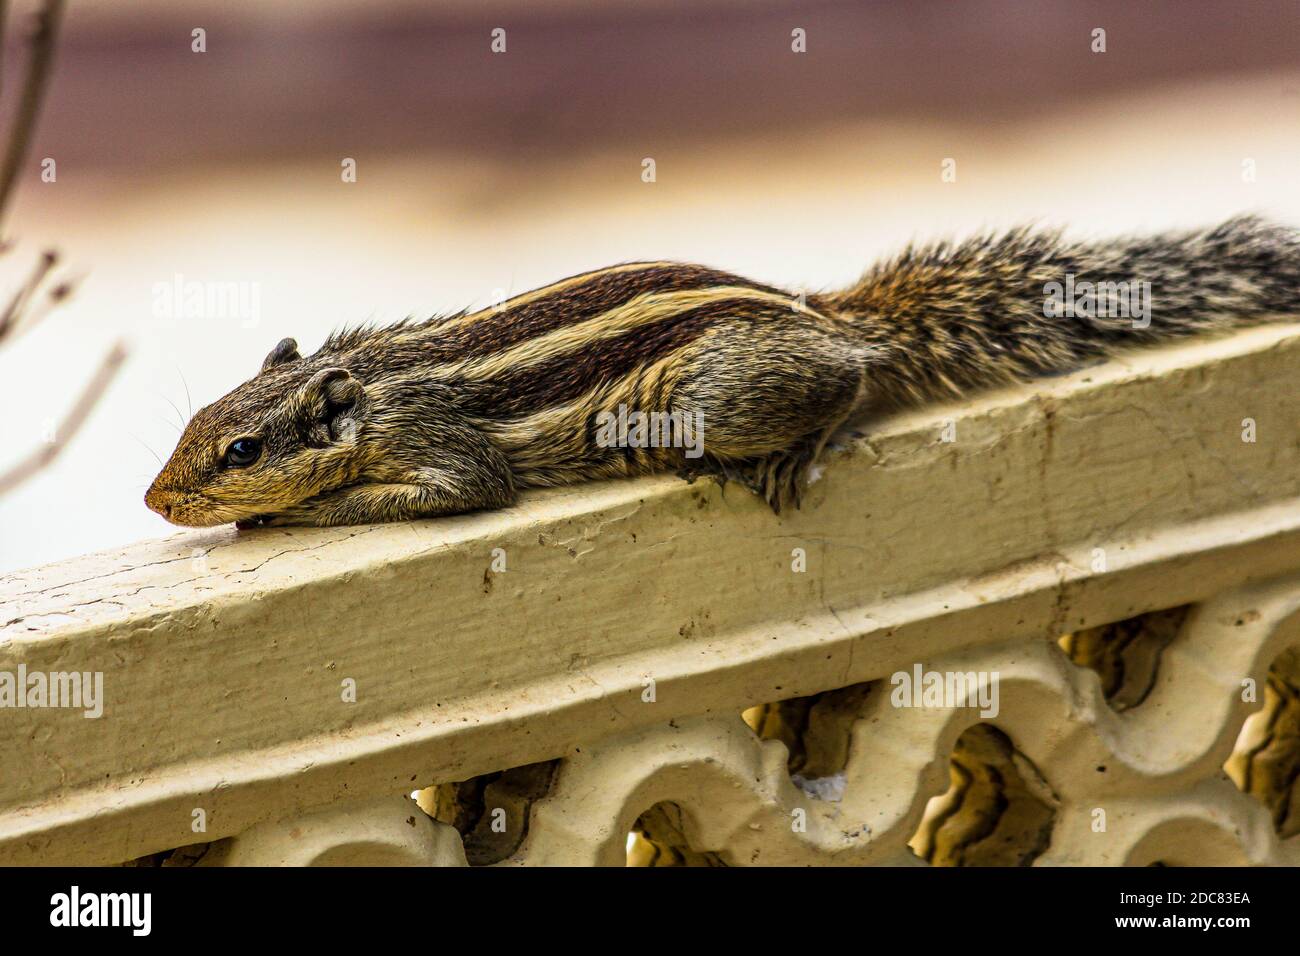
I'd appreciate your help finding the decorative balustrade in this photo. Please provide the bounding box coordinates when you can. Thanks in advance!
[3,324,1300,866]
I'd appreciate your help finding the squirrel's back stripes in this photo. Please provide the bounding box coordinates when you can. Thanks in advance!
[324,262,785,370]
[433,285,790,383]
[453,295,766,416]
[325,263,801,419]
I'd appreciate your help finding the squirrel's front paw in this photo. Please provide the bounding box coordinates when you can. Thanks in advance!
[237,508,315,528]
[676,453,752,491]
[257,510,313,527]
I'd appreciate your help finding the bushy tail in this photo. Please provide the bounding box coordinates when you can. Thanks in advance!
[824,215,1300,403]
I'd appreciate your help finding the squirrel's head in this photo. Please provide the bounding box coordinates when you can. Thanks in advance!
[145,338,372,527]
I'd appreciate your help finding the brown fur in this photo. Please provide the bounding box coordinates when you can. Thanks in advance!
[146,216,1299,527]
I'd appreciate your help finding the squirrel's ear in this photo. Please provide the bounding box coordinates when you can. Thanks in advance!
[295,367,369,444]
[261,337,302,372]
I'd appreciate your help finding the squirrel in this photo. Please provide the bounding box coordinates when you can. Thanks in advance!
[146,215,1299,528]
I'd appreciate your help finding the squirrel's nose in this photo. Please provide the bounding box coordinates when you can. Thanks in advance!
[144,485,173,519]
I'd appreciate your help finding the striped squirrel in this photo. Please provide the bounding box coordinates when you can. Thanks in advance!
[146,215,1299,528]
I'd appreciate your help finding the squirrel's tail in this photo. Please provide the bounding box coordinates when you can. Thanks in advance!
[823,215,1300,404]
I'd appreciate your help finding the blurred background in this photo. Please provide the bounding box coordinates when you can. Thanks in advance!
[0,0,1297,573]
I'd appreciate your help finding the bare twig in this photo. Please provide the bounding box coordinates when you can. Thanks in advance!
[0,339,128,496]
[0,265,77,343]
[0,0,132,501]
[0,246,55,342]
[0,0,65,229]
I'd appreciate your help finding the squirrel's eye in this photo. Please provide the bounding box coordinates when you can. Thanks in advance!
[224,437,262,468]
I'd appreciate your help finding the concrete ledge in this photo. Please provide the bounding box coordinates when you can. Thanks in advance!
[3,323,1299,865]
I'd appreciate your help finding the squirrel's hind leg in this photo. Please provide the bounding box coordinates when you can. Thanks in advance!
[670,325,865,513]
[748,423,844,513]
